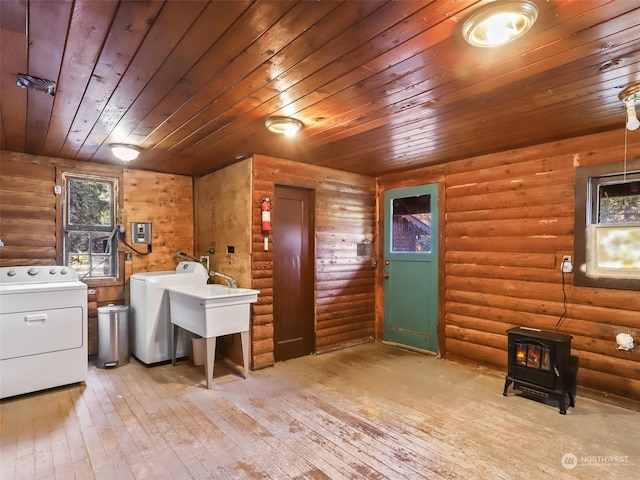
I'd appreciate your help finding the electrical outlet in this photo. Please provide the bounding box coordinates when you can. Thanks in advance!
[199,255,210,270]
[561,255,573,273]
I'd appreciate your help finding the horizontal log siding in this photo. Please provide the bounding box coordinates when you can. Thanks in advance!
[0,152,57,264]
[252,155,376,368]
[377,130,640,407]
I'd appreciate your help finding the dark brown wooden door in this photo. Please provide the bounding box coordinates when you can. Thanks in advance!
[273,186,314,361]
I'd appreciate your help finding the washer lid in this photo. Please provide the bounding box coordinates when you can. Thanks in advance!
[130,270,175,280]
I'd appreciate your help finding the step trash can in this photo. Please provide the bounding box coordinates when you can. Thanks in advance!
[97,304,129,368]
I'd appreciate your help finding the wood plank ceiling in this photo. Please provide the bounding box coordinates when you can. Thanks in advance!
[1,0,639,177]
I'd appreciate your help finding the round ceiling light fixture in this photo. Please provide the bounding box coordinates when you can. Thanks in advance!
[109,143,141,162]
[265,116,304,137]
[462,1,539,48]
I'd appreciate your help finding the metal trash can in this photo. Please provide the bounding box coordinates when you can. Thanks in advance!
[96,304,129,368]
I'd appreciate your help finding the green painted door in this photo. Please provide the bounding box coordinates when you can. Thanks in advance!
[383,184,439,353]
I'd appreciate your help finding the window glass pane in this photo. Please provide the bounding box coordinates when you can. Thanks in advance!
[392,194,431,252]
[90,255,113,277]
[68,178,113,227]
[598,180,640,224]
[69,254,90,277]
[67,231,90,254]
[587,224,640,276]
[91,232,112,254]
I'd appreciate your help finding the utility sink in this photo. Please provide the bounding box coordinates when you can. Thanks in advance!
[167,283,259,388]
[166,284,259,337]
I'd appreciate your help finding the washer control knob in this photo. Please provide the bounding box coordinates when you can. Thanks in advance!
[7,269,16,277]
[60,268,68,274]
[28,267,39,276]
[50,268,58,275]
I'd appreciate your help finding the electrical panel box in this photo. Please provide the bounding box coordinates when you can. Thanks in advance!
[131,222,152,245]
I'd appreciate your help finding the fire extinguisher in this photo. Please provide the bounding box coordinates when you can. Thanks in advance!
[261,197,271,233]
[261,197,271,251]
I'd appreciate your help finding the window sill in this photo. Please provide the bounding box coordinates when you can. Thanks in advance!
[82,277,124,288]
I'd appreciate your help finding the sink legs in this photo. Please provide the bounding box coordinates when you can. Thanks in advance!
[204,337,216,389]
[172,323,250,387]
[240,331,249,379]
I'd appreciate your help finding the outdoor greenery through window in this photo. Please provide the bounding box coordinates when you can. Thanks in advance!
[63,174,118,279]
[587,174,640,277]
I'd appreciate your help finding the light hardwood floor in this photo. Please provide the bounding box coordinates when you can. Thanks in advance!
[1,342,638,479]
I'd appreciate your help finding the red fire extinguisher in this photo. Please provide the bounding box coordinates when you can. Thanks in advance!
[261,197,271,233]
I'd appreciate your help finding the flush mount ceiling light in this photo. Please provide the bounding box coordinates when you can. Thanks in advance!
[619,84,640,131]
[265,116,303,137]
[109,143,141,162]
[462,0,539,48]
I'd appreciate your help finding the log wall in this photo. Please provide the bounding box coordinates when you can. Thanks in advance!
[194,160,252,366]
[121,168,195,277]
[251,154,377,368]
[0,151,195,354]
[194,159,252,286]
[377,130,640,408]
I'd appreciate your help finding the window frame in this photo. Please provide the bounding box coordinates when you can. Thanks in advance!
[57,167,124,287]
[574,158,640,291]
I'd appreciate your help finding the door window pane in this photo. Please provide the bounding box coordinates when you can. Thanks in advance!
[392,194,431,252]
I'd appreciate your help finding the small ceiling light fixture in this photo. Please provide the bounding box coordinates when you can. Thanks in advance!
[109,143,141,162]
[619,84,640,131]
[265,116,303,137]
[462,0,539,48]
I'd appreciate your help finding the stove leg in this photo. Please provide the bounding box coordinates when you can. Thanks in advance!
[559,394,567,414]
[503,378,512,396]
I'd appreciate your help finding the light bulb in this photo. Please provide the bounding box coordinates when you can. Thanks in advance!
[626,99,640,131]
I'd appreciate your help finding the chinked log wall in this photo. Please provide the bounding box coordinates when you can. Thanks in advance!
[0,151,195,354]
[377,130,640,409]
[251,154,377,368]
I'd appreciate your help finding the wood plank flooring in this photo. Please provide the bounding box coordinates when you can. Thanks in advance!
[1,342,638,479]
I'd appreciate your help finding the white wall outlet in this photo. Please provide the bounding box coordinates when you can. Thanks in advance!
[561,255,573,273]
[199,255,210,270]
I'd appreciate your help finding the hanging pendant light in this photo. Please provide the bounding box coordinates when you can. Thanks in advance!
[619,84,640,131]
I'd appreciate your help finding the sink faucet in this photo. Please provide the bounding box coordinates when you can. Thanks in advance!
[209,271,237,288]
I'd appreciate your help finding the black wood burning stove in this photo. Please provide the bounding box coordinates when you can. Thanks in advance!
[503,327,576,414]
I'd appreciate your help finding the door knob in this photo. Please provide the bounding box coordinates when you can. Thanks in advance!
[383,273,390,279]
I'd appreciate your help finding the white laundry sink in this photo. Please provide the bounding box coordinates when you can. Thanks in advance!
[167,283,259,388]
[166,284,259,338]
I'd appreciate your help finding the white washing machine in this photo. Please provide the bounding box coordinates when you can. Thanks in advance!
[130,261,208,365]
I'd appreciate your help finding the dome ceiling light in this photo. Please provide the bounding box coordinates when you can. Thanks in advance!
[265,116,303,137]
[619,84,640,131]
[109,143,141,162]
[462,1,539,48]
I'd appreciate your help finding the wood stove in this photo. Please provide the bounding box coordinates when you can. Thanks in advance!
[503,327,576,414]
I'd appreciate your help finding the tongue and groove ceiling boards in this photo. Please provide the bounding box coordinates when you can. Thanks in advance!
[1,0,638,176]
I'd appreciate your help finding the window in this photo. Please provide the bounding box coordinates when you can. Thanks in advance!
[574,159,640,290]
[63,174,119,279]
[391,194,432,253]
